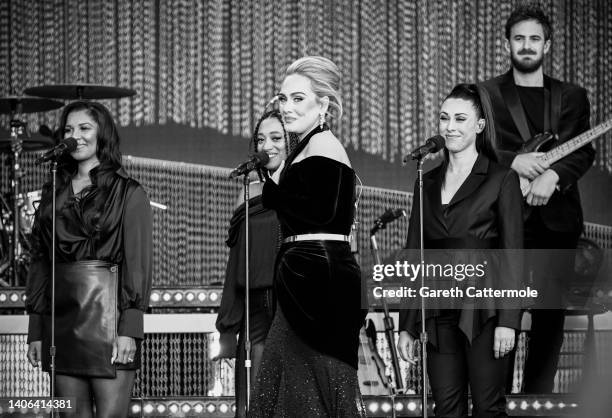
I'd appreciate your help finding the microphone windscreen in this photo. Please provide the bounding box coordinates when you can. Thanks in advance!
[253,151,270,166]
[429,135,446,152]
[62,137,78,152]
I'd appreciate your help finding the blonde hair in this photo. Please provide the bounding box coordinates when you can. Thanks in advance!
[285,56,343,121]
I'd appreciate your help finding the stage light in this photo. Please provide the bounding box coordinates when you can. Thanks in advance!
[533,400,541,410]
[182,403,191,413]
[162,292,171,301]
[169,403,179,413]
[520,400,529,410]
[131,404,141,413]
[10,293,18,302]
[381,402,391,413]
[150,292,160,302]
[186,292,195,301]
[0,293,6,302]
[156,404,166,413]
[407,401,417,411]
[559,402,566,409]
[209,292,219,302]
[545,401,554,409]
[143,403,154,414]
[206,403,216,413]
[174,292,183,301]
[198,292,207,301]
[194,403,204,413]
[219,403,229,413]
[395,401,404,411]
[508,400,517,410]
[368,401,379,413]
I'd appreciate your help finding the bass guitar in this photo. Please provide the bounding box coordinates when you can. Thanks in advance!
[518,119,612,195]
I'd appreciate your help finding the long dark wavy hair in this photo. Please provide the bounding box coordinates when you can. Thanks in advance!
[250,109,296,180]
[442,83,498,162]
[39,101,123,236]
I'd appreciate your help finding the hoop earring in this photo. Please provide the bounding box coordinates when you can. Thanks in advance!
[319,113,325,130]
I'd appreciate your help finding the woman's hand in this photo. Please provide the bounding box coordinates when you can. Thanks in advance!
[493,326,515,359]
[270,160,285,184]
[111,336,136,364]
[27,341,42,367]
[397,330,417,365]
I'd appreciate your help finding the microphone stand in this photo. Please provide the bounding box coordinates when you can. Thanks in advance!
[50,160,58,417]
[416,156,429,417]
[242,173,252,414]
[370,229,403,418]
[370,218,406,385]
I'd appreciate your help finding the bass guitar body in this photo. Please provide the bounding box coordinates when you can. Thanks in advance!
[357,318,392,396]
[519,132,556,153]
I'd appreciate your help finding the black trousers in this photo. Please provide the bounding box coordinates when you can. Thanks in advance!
[428,317,510,418]
[520,211,580,393]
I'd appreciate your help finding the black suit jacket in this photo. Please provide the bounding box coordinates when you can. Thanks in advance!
[398,154,524,346]
[479,70,595,233]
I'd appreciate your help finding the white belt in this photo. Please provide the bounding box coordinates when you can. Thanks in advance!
[282,233,351,244]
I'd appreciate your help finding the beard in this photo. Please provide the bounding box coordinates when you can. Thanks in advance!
[511,52,544,73]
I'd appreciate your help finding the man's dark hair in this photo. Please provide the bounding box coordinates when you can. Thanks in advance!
[505,3,553,41]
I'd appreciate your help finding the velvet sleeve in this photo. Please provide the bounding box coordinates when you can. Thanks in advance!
[549,88,595,191]
[262,157,343,225]
[118,184,153,339]
[496,170,524,330]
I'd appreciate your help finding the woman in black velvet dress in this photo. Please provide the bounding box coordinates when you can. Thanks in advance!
[249,56,367,417]
[216,109,292,417]
[25,101,152,418]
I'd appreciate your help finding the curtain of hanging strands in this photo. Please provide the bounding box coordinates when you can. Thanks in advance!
[0,0,610,171]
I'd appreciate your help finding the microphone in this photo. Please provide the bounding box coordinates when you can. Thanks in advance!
[229,151,270,179]
[404,135,445,162]
[35,137,78,165]
[371,208,407,235]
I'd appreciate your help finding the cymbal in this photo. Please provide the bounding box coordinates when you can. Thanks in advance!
[24,84,136,100]
[0,136,54,152]
[0,96,64,114]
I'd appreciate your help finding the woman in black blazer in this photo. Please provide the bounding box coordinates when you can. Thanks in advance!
[397,84,524,418]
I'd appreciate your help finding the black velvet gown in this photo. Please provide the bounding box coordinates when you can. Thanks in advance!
[249,126,367,417]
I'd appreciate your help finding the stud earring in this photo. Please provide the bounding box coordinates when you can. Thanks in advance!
[319,113,325,130]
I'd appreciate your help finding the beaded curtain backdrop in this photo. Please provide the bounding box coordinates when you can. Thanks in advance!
[0,0,610,170]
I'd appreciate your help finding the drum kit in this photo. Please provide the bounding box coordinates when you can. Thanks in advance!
[0,84,135,287]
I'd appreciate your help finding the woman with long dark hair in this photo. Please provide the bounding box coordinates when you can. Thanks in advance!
[216,109,293,417]
[25,101,152,418]
[397,84,523,417]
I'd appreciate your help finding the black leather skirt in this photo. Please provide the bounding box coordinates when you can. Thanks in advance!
[40,260,134,378]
